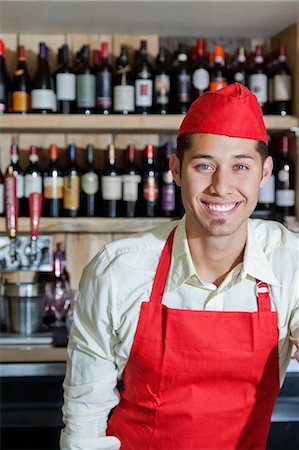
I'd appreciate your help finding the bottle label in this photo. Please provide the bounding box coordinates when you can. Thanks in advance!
[16,174,24,198]
[135,79,153,107]
[178,73,191,103]
[77,74,96,108]
[276,189,295,207]
[258,175,275,203]
[25,174,42,197]
[64,175,80,210]
[122,174,141,201]
[0,183,4,215]
[56,73,76,100]
[101,176,122,200]
[249,74,268,105]
[12,91,30,112]
[234,71,246,85]
[209,80,228,92]
[31,89,56,111]
[81,172,99,195]
[143,177,159,201]
[161,184,175,211]
[192,68,210,91]
[96,72,112,108]
[155,74,170,105]
[273,74,291,101]
[113,85,135,112]
[43,176,63,199]
[278,169,290,183]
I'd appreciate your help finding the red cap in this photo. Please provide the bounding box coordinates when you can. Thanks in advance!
[177,82,268,145]
[0,39,6,57]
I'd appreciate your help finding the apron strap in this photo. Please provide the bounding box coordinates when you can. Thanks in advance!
[255,280,271,312]
[149,227,177,304]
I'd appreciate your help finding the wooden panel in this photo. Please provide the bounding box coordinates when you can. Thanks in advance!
[65,233,113,289]
[19,34,66,78]
[66,34,112,66]
[0,346,67,363]
[113,34,159,66]
[0,33,18,78]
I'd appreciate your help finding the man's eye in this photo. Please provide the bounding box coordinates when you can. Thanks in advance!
[234,164,248,170]
[196,164,213,171]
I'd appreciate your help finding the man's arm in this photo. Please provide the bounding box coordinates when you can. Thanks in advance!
[290,327,299,363]
[60,247,121,450]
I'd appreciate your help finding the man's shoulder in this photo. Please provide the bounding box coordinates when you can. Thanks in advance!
[249,218,298,253]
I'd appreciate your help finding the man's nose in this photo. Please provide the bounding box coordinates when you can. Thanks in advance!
[209,169,234,196]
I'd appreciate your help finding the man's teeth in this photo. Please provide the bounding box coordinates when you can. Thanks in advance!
[206,203,237,212]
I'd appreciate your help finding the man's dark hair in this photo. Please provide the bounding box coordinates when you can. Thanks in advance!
[176,134,268,165]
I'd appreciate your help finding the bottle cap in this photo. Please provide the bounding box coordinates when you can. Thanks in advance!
[0,39,6,57]
[49,144,58,160]
[18,45,26,59]
[30,145,38,156]
[145,144,154,159]
[101,42,109,59]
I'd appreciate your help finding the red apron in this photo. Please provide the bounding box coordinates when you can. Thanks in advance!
[107,228,280,449]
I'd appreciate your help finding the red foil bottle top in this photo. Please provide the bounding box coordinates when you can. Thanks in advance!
[101,42,109,59]
[281,135,289,154]
[127,144,136,162]
[93,49,102,66]
[30,145,38,156]
[0,39,6,57]
[18,45,26,59]
[10,144,19,156]
[145,144,154,159]
[197,39,205,57]
[49,144,58,160]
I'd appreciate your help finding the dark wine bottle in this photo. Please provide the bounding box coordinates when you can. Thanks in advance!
[275,135,295,219]
[248,44,268,111]
[5,143,25,217]
[24,145,43,217]
[96,42,112,114]
[135,40,153,114]
[122,144,141,217]
[56,44,76,114]
[209,45,228,92]
[43,144,63,217]
[0,39,10,114]
[192,38,210,99]
[231,46,247,86]
[141,144,159,217]
[63,144,81,217]
[31,42,56,113]
[0,163,4,216]
[11,44,31,113]
[76,44,96,114]
[113,45,135,114]
[80,144,99,217]
[159,142,176,217]
[101,144,122,217]
[154,46,170,114]
[172,43,191,114]
[272,45,292,116]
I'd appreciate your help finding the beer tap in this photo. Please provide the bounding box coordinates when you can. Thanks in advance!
[27,192,42,264]
[4,167,18,263]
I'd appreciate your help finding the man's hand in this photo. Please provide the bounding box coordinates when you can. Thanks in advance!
[290,328,299,363]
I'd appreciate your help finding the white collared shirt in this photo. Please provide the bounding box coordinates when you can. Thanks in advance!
[60,217,299,450]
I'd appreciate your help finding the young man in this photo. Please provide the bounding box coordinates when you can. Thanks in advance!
[60,83,299,450]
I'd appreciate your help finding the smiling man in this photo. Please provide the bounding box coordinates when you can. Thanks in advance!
[61,83,299,450]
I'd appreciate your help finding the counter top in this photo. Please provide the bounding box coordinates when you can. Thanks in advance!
[0,345,67,363]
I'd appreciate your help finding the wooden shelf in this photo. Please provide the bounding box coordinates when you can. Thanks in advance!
[0,345,67,363]
[0,217,172,234]
[0,114,298,134]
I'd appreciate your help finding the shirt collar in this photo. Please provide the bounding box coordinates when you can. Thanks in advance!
[166,216,281,293]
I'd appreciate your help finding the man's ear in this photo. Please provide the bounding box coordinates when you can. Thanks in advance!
[260,156,273,188]
[169,153,182,187]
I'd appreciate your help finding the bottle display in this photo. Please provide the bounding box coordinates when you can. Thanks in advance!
[63,144,81,217]
[192,39,210,99]
[11,44,31,113]
[141,144,159,217]
[113,45,135,114]
[31,42,56,113]
[24,145,43,216]
[80,144,99,217]
[209,45,228,92]
[275,135,295,219]
[154,46,170,114]
[122,144,141,217]
[43,144,63,217]
[272,45,292,116]
[159,142,176,217]
[56,44,76,114]
[0,39,10,114]
[96,42,113,114]
[172,43,191,114]
[5,143,25,216]
[248,44,268,111]
[231,46,247,86]
[135,40,153,114]
[76,44,96,114]
[101,144,122,217]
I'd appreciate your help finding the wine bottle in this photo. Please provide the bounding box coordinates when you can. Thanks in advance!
[248,44,268,111]
[0,164,4,216]
[31,42,56,113]
[76,44,96,114]
[141,144,159,217]
[272,45,292,116]
[11,44,31,113]
[122,144,141,217]
[56,44,76,114]
[135,40,153,114]
[275,135,295,219]
[172,43,191,114]
[24,145,43,216]
[113,45,135,114]
[0,39,10,114]
[159,142,176,217]
[209,45,228,92]
[43,144,63,217]
[154,46,170,114]
[93,49,101,73]
[231,46,247,86]
[63,144,81,217]
[255,173,276,219]
[5,143,25,217]
[96,42,112,114]
[80,144,99,217]
[192,38,210,99]
[101,144,122,217]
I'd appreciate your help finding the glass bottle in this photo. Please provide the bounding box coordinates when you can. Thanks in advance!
[113,45,135,114]
[11,44,31,113]
[63,144,81,217]
[43,144,63,217]
[122,144,141,217]
[135,40,153,114]
[96,42,113,114]
[80,144,99,217]
[101,144,122,217]
[141,144,159,217]
[31,42,56,113]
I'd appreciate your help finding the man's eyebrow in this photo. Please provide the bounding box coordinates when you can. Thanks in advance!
[190,153,255,160]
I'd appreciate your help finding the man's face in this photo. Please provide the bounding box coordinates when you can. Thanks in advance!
[170,133,273,238]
